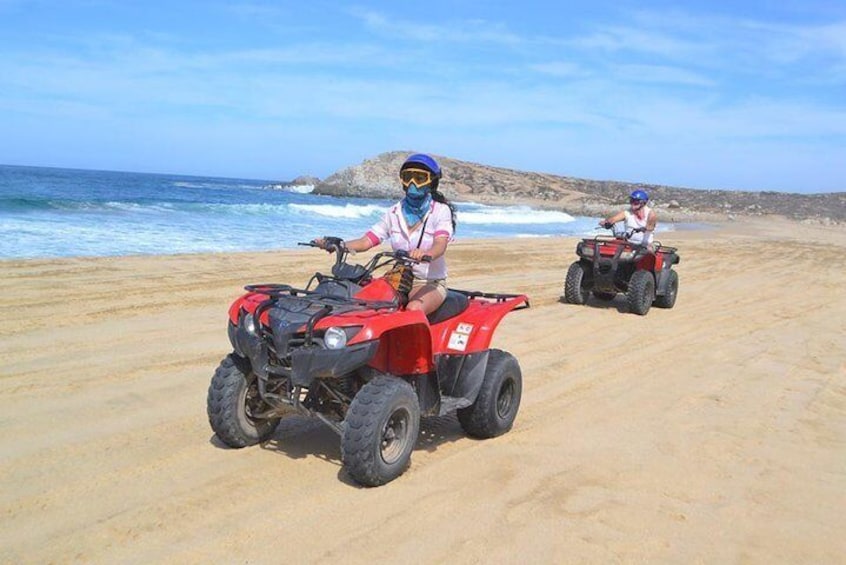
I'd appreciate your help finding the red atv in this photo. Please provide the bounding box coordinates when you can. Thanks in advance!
[562,223,680,315]
[207,237,529,486]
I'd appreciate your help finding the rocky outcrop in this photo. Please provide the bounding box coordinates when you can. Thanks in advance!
[310,151,845,224]
[290,175,321,186]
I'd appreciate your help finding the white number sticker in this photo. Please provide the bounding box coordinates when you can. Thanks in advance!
[448,323,474,351]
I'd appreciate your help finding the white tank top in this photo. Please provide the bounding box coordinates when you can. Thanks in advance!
[624,206,653,246]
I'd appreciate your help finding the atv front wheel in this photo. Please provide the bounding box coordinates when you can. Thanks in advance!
[457,349,522,439]
[654,270,679,309]
[627,270,655,315]
[342,376,420,487]
[563,261,590,304]
[207,354,280,448]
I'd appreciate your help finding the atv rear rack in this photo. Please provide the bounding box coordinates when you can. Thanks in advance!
[453,289,531,310]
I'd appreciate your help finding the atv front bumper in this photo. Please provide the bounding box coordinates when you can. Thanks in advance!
[229,319,378,386]
[290,341,379,387]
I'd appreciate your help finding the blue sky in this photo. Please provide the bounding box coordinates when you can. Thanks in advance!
[1,1,845,192]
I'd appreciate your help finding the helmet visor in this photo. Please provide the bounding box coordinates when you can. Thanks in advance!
[400,168,433,188]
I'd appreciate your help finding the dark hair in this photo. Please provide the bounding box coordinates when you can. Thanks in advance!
[431,189,457,232]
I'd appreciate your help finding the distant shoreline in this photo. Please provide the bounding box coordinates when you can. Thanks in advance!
[3,217,828,264]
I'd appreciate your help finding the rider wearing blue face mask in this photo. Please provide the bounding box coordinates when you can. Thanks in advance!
[315,153,457,315]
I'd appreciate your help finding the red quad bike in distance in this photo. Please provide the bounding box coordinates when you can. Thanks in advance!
[562,223,680,315]
[207,237,529,487]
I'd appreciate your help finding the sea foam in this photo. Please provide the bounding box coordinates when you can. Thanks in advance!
[458,205,575,225]
[289,203,385,219]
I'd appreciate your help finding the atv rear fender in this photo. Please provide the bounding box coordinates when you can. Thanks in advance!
[653,246,680,297]
[430,293,529,355]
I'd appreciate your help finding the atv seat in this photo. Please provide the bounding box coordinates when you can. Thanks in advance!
[332,262,368,282]
[427,290,470,325]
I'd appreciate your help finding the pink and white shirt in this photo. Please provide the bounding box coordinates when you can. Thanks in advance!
[365,200,454,280]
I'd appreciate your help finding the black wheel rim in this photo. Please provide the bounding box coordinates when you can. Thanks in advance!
[496,378,515,419]
[381,408,411,465]
[240,376,266,426]
[580,270,590,301]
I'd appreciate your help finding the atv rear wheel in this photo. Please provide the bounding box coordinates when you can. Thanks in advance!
[627,270,655,315]
[654,270,679,309]
[207,354,280,448]
[342,376,420,487]
[457,349,522,439]
[563,261,590,304]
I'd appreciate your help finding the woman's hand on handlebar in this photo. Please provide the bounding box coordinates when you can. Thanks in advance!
[311,237,344,253]
[311,237,329,252]
[408,249,432,262]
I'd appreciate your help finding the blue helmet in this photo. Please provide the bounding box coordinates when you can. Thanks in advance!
[629,189,649,202]
[402,153,441,177]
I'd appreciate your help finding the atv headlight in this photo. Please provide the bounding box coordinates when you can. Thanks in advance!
[619,250,635,261]
[242,311,257,336]
[578,242,594,258]
[323,326,362,350]
[324,327,348,350]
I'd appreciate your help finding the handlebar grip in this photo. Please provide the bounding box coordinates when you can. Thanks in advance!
[421,255,432,262]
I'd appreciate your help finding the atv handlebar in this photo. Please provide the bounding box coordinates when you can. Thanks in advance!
[388,249,432,263]
[300,237,432,287]
[301,237,345,252]
[302,238,431,263]
[597,222,646,240]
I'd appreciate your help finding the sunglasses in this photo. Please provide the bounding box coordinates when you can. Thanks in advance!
[399,168,433,188]
[629,198,645,205]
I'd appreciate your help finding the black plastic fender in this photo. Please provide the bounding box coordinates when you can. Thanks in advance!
[434,351,490,413]
[655,264,675,296]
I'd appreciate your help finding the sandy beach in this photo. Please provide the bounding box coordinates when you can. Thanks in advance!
[1,218,844,563]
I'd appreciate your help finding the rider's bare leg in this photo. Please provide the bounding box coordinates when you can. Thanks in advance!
[406,285,446,315]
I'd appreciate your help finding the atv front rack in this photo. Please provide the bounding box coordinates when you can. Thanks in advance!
[588,235,678,255]
[245,283,398,311]
[244,283,400,348]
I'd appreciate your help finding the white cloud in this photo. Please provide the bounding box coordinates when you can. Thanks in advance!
[529,61,584,77]
[223,2,286,20]
[565,24,706,59]
[587,10,846,79]
[350,8,523,45]
[610,64,716,87]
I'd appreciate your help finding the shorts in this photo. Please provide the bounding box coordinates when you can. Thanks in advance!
[410,278,447,301]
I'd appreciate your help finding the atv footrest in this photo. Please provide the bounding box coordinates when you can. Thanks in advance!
[438,395,471,417]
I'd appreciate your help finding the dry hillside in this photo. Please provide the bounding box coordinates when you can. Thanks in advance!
[310,151,844,224]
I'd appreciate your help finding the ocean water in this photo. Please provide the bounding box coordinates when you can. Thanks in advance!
[0,164,611,259]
